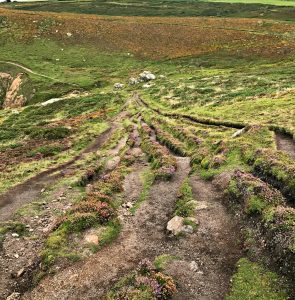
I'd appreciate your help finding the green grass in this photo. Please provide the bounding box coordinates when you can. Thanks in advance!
[206,0,295,6]
[130,168,154,214]
[8,0,295,21]
[174,178,196,217]
[154,254,178,271]
[226,258,288,300]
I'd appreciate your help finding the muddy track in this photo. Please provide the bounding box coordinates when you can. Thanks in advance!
[275,132,295,160]
[23,156,243,300]
[0,122,119,222]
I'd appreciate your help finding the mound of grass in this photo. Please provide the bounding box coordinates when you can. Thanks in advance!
[175,178,196,218]
[139,122,177,180]
[226,258,287,300]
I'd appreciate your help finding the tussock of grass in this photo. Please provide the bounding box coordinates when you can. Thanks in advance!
[226,258,287,300]
[130,169,154,215]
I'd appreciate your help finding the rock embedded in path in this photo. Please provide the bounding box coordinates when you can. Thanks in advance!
[84,234,99,245]
[105,156,120,171]
[189,261,199,272]
[167,216,184,235]
[6,292,21,300]
[182,225,194,234]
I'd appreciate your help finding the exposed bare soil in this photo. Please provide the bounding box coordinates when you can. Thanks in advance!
[275,132,295,160]
[21,156,243,300]
[0,119,119,222]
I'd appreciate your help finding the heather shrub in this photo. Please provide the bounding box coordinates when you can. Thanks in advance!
[107,259,177,300]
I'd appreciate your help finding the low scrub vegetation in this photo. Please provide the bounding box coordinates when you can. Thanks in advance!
[107,259,177,300]
[139,122,177,180]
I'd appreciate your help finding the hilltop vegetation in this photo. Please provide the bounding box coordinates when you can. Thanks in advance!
[0,1,294,299]
[6,0,295,21]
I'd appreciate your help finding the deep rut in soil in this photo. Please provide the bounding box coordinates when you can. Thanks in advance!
[275,132,295,160]
[0,118,121,222]
[22,157,190,299]
[23,157,243,300]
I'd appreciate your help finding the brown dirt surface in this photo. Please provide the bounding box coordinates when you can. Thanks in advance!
[0,120,117,222]
[21,156,243,300]
[275,132,295,160]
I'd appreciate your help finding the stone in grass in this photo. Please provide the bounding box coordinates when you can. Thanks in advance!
[122,202,133,209]
[84,234,99,245]
[114,83,124,89]
[182,225,194,234]
[105,156,120,172]
[139,71,156,81]
[189,261,199,272]
[167,216,184,235]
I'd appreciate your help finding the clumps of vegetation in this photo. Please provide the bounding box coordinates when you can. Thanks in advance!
[0,221,27,236]
[27,126,71,140]
[141,114,188,156]
[54,197,115,231]
[245,148,295,204]
[226,258,288,300]
[107,259,177,300]
[227,170,284,216]
[175,178,196,218]
[0,221,27,250]
[227,170,295,279]
[93,169,125,195]
[153,126,187,156]
[42,192,115,268]
[154,254,177,271]
[130,169,154,215]
[139,122,177,180]
[77,162,104,186]
[27,145,63,158]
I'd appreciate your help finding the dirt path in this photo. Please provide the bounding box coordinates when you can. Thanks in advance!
[22,156,242,300]
[275,132,295,160]
[167,176,243,299]
[22,157,190,299]
[0,61,58,82]
[0,118,122,222]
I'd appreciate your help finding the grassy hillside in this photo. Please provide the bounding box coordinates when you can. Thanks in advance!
[0,2,294,300]
[3,0,295,21]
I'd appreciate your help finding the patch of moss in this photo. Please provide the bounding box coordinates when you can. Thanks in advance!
[226,258,287,300]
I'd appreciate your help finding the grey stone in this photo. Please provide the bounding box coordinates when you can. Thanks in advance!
[167,216,184,235]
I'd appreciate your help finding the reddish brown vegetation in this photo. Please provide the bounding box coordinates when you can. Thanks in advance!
[1,8,295,59]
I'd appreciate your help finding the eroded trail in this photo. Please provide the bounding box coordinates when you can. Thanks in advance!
[0,120,119,222]
[166,176,243,299]
[275,132,295,160]
[23,157,243,300]
[23,157,190,300]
